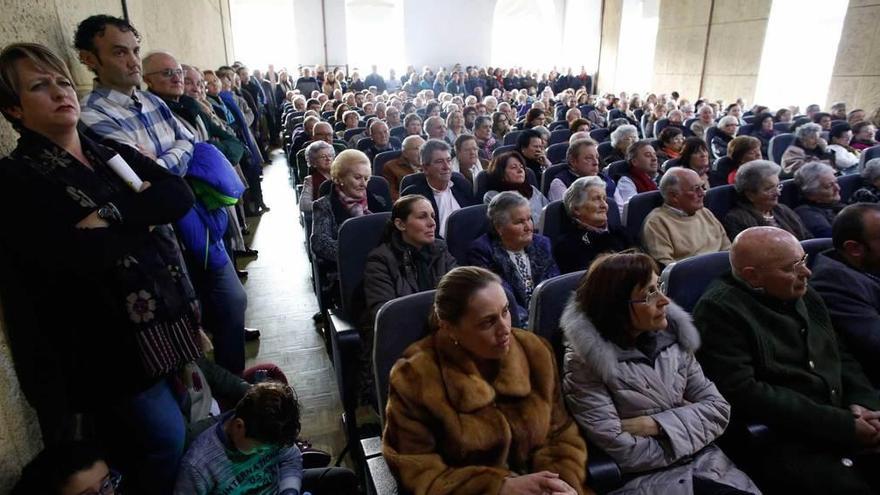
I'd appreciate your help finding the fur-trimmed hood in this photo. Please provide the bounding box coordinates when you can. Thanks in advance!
[560,296,700,383]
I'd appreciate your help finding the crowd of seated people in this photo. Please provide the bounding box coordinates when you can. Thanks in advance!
[5,14,880,492]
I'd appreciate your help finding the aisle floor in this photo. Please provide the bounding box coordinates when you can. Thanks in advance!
[238,151,346,461]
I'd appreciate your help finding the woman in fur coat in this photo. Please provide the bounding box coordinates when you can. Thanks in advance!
[560,253,760,495]
[382,266,590,495]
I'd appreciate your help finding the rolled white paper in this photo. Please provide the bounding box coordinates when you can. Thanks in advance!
[107,154,144,191]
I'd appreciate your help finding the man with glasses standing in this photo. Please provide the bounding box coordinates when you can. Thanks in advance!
[694,226,880,494]
[641,168,730,269]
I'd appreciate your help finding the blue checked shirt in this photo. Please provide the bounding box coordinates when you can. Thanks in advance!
[80,82,195,176]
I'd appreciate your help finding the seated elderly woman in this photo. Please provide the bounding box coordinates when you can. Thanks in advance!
[382,266,588,495]
[0,43,202,492]
[403,112,424,137]
[826,122,860,174]
[794,162,844,237]
[644,104,666,138]
[524,107,547,129]
[781,123,834,178]
[468,192,559,326]
[549,138,616,202]
[671,137,710,184]
[725,135,763,184]
[851,121,878,151]
[723,160,810,240]
[363,195,457,325]
[483,151,549,225]
[654,126,684,163]
[604,124,639,167]
[560,252,760,495]
[311,150,389,302]
[553,177,632,274]
[612,140,660,218]
[711,115,739,159]
[298,140,335,213]
[689,104,716,140]
[749,112,778,159]
[570,117,591,134]
[489,111,509,141]
[850,158,880,203]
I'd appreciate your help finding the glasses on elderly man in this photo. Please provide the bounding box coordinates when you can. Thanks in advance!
[146,68,184,79]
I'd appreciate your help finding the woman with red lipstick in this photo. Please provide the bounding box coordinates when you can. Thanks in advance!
[0,43,202,492]
[383,266,589,495]
[363,195,457,326]
[560,253,759,495]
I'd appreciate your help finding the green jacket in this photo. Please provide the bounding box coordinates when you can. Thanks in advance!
[693,272,879,449]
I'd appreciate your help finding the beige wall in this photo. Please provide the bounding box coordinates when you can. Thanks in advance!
[651,0,711,99]
[0,0,232,489]
[827,0,880,112]
[596,0,623,94]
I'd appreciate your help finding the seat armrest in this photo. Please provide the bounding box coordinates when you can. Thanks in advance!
[586,443,623,493]
[361,436,383,459]
[328,308,359,336]
[367,454,400,495]
[745,422,771,446]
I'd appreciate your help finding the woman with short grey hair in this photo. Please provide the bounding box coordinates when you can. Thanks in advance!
[722,160,810,240]
[606,124,639,166]
[298,140,336,213]
[794,162,843,237]
[554,177,632,273]
[850,158,880,203]
[467,191,559,326]
[711,115,739,159]
[781,122,834,177]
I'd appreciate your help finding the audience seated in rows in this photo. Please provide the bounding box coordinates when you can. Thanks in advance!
[642,168,730,268]
[451,133,486,183]
[612,140,659,218]
[382,266,588,494]
[689,103,716,140]
[851,121,877,151]
[553,177,631,273]
[826,122,860,174]
[711,115,738,159]
[548,138,615,202]
[794,162,844,238]
[694,227,880,494]
[675,137,711,184]
[517,128,550,177]
[400,139,475,237]
[749,112,777,159]
[725,135,763,184]
[561,252,760,494]
[483,151,549,225]
[363,120,400,164]
[723,160,810,240]
[468,192,559,325]
[782,123,834,177]
[811,203,880,387]
[604,124,638,167]
[654,126,684,163]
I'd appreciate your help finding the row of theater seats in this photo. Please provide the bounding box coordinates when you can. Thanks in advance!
[360,236,835,494]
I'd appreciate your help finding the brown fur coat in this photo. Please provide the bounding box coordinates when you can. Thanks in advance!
[382,328,590,494]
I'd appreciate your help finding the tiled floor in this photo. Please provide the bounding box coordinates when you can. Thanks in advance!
[238,151,346,461]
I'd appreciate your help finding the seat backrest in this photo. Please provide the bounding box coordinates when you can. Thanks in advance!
[493,144,517,157]
[801,238,832,268]
[590,128,611,143]
[640,113,650,138]
[778,179,800,208]
[373,150,402,176]
[597,141,615,160]
[684,118,698,129]
[774,122,792,133]
[321,111,335,120]
[343,127,366,141]
[503,130,523,146]
[445,204,489,264]
[541,163,569,197]
[705,127,721,154]
[356,137,375,152]
[337,212,392,313]
[541,198,623,243]
[578,104,596,116]
[473,168,538,199]
[547,143,569,165]
[374,290,436,425]
[550,128,571,145]
[549,120,569,131]
[709,156,734,188]
[528,271,586,364]
[399,172,422,193]
[625,190,664,241]
[661,158,680,172]
[389,125,406,139]
[838,174,863,204]
[653,118,669,138]
[768,133,795,165]
[704,184,738,222]
[659,251,731,313]
[743,115,755,124]
[737,123,754,137]
[606,160,629,183]
[859,144,880,169]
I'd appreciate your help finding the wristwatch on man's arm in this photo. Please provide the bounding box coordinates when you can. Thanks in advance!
[96,202,122,224]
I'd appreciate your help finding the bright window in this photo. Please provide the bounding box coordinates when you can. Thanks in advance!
[616,0,659,94]
[345,0,405,77]
[491,0,560,71]
[229,0,297,70]
[561,0,602,74]
[754,0,849,110]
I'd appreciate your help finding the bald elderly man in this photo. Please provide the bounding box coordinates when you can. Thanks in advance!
[641,168,729,267]
[694,227,880,494]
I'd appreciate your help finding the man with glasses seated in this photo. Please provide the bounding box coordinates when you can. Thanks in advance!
[13,441,121,495]
[694,226,880,495]
[641,168,730,269]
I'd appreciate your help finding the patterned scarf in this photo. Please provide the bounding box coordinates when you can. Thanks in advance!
[335,187,371,217]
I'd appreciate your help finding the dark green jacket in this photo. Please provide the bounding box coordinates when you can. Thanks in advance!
[693,272,879,449]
